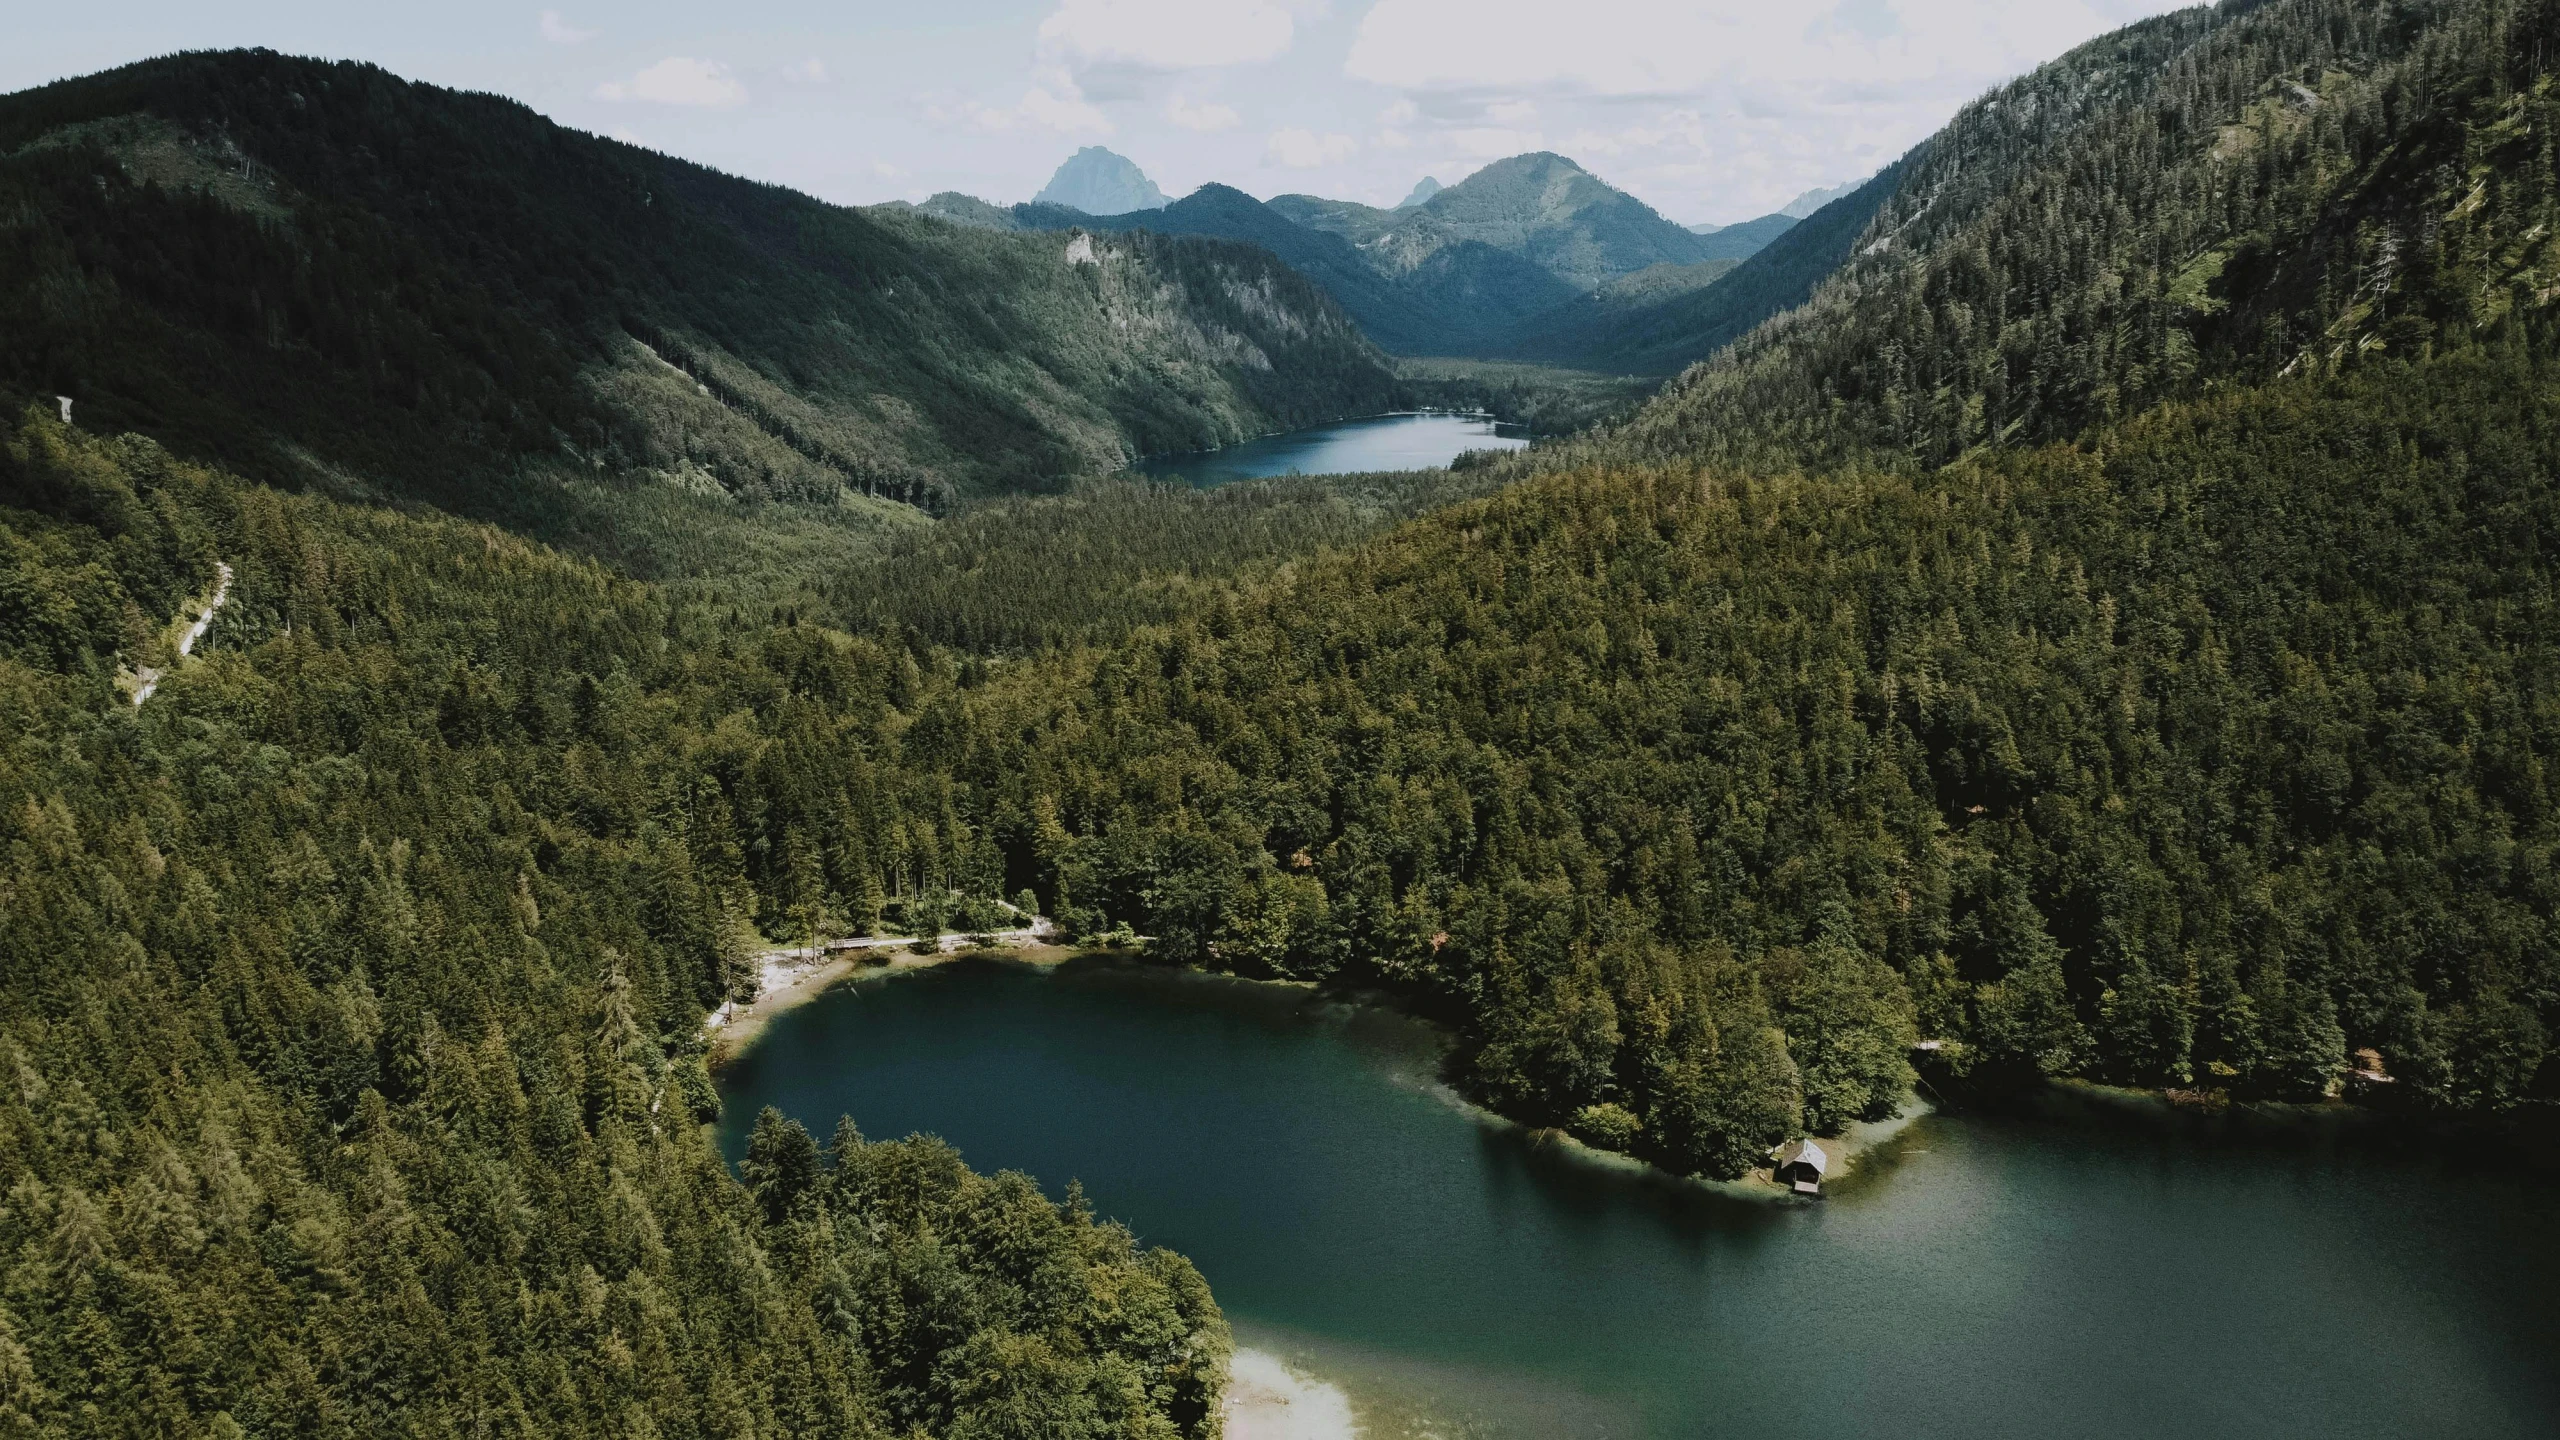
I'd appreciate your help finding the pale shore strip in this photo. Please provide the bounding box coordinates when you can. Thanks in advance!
[702,925,1082,1059]
[1223,1350,1359,1440]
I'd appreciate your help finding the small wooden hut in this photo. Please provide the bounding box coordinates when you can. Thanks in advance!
[1771,1138,1831,1196]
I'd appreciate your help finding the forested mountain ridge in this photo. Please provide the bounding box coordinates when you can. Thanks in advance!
[1580,0,2560,472]
[0,414,1231,1437]
[0,50,1397,525]
[1272,154,1716,293]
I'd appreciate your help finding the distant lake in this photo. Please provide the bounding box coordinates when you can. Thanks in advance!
[1132,412,1527,485]
[719,959,2560,1440]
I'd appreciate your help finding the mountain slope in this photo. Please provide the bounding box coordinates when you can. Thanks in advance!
[1494,163,1903,374]
[1003,185,1579,355]
[1589,0,2554,473]
[1687,212,1798,260]
[1368,153,1716,290]
[1088,183,1452,352]
[1279,155,1715,294]
[0,52,1395,534]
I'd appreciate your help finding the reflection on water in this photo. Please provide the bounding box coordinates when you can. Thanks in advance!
[716,958,2560,1440]
[1131,412,1527,486]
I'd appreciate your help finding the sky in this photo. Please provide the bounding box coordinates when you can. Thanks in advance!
[6,0,2199,225]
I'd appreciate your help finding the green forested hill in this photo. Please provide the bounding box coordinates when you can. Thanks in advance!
[0,415,1229,1437]
[0,51,1397,525]
[1276,153,1715,293]
[6,0,2560,1432]
[904,347,2556,1170]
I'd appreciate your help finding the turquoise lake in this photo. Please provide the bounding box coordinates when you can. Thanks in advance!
[714,958,2560,1440]
[1131,412,1528,486]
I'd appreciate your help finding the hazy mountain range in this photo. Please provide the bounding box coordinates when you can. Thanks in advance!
[897,149,1884,372]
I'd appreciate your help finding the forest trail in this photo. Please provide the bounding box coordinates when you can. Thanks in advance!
[131,561,233,705]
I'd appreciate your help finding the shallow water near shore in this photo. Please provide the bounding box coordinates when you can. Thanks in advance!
[714,958,2560,1440]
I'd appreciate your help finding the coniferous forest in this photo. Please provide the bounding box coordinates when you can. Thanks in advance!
[4,0,2559,1434]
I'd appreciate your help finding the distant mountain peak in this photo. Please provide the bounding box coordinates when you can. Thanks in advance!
[1398,176,1444,208]
[1780,182,1855,219]
[1034,147,1168,216]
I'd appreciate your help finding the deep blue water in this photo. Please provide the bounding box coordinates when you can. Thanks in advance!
[716,958,2560,1440]
[1131,412,1527,486]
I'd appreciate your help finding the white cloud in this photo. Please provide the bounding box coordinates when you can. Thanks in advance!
[1039,0,1294,69]
[1267,127,1358,168]
[784,58,830,84]
[1337,0,2192,220]
[874,160,906,179]
[1445,126,1542,158]
[1018,83,1113,131]
[1347,0,2183,100]
[538,10,594,45]
[597,57,748,108]
[1166,95,1242,131]
[951,68,1115,135]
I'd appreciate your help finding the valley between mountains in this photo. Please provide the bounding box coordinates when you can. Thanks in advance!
[3,2,2558,1437]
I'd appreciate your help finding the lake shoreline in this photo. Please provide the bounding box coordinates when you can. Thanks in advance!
[710,954,2560,1439]
[704,932,1096,1063]
[1223,1349,1358,1440]
[715,944,1963,1199]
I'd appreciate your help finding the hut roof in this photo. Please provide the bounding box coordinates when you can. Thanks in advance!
[1771,1138,1831,1176]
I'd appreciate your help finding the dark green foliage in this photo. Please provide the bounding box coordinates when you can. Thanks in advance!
[1392,359,1662,437]
[9,7,2560,1427]
[876,347,2556,1173]
[0,416,1227,1436]
[828,469,1508,654]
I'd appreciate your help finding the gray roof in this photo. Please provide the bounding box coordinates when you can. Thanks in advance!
[1771,1138,1831,1176]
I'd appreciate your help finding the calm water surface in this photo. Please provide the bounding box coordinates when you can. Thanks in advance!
[716,959,2560,1440]
[1131,412,1527,486]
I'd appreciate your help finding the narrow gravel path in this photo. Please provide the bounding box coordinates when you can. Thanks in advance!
[133,562,233,705]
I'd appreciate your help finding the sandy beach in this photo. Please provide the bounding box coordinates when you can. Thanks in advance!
[703,925,1081,1059]
[1224,1350,1359,1440]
